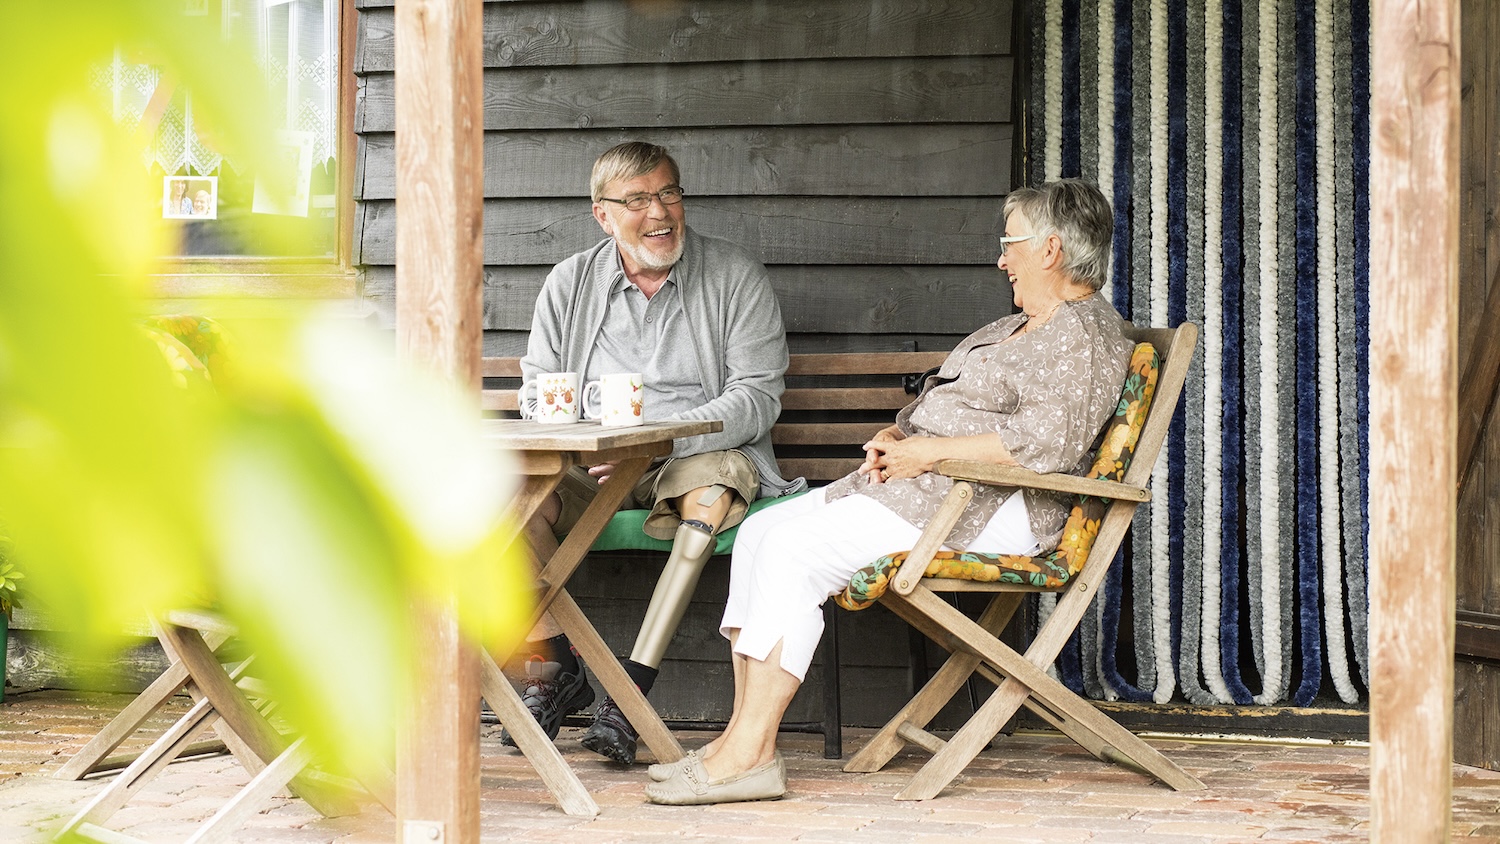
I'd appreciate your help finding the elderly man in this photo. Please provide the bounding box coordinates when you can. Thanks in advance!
[506,142,804,766]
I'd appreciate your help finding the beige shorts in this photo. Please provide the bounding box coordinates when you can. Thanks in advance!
[553,449,760,540]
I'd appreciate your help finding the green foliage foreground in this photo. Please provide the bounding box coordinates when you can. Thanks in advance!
[0,1,531,777]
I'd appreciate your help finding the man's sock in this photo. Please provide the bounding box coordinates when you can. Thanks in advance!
[531,633,580,676]
[621,659,659,697]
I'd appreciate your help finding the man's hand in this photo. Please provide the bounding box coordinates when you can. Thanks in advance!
[587,461,618,485]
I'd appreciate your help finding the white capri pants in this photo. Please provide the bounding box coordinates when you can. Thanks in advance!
[720,487,1041,681]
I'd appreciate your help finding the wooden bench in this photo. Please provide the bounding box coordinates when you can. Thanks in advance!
[481,351,949,758]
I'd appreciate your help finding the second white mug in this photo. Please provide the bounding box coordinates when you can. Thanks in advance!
[583,372,644,427]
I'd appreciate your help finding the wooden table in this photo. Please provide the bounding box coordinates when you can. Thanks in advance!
[478,418,721,817]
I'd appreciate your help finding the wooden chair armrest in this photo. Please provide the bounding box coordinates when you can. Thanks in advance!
[892,483,973,596]
[931,459,1152,503]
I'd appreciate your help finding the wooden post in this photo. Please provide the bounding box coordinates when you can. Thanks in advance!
[1369,0,1460,840]
[393,0,484,842]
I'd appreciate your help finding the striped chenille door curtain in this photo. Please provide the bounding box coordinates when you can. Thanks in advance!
[1027,0,1370,708]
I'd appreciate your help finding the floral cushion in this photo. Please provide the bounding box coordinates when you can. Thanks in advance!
[141,326,213,390]
[143,315,234,386]
[836,342,1160,612]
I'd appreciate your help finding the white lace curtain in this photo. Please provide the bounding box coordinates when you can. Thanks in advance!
[92,0,338,176]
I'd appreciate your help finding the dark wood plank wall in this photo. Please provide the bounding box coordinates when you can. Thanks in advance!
[350,0,1018,729]
[353,0,1017,356]
[1455,0,1500,772]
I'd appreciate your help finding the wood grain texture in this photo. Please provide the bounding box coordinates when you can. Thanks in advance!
[357,56,1012,132]
[479,418,716,452]
[358,197,1006,266]
[357,124,1013,200]
[1368,0,1460,839]
[392,0,484,837]
[781,387,912,412]
[1456,0,1495,368]
[786,351,950,376]
[358,0,1011,72]
[1455,0,1500,773]
[1456,262,1500,491]
[772,422,890,446]
[476,331,965,358]
[364,264,1011,333]
[1456,0,1500,493]
[4,631,165,694]
[1454,659,1500,770]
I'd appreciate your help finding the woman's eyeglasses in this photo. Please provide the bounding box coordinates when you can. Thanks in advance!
[999,234,1036,255]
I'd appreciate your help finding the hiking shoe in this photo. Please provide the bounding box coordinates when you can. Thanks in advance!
[580,696,639,765]
[499,658,594,747]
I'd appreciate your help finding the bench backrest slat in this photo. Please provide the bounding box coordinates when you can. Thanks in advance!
[771,422,889,445]
[786,352,947,376]
[781,387,912,412]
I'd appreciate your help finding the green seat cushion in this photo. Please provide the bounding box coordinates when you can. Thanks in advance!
[589,490,810,555]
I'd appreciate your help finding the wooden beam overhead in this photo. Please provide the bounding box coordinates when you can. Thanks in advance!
[1369,0,1461,840]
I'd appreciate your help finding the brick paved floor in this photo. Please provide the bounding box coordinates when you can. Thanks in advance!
[2,689,1497,842]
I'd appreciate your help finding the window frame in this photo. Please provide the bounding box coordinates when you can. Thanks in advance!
[150,0,360,304]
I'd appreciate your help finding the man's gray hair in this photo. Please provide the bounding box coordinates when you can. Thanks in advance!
[590,142,681,202]
[1003,179,1114,291]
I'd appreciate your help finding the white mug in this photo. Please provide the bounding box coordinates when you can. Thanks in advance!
[583,372,644,427]
[517,371,581,423]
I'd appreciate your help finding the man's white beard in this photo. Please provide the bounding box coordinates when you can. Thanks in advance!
[618,235,684,273]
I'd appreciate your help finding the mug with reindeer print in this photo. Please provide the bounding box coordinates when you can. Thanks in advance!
[517,371,581,423]
[584,372,645,427]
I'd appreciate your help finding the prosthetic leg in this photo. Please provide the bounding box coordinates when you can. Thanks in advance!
[581,508,720,764]
[630,518,717,667]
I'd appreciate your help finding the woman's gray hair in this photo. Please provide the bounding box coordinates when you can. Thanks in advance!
[590,142,681,202]
[1003,179,1114,291]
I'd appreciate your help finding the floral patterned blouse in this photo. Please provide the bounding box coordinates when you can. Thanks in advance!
[824,294,1135,550]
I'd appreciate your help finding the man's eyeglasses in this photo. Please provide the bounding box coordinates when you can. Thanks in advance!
[598,186,686,212]
[999,234,1036,255]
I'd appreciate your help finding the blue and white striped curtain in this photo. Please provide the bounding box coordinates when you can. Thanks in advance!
[1029,0,1370,707]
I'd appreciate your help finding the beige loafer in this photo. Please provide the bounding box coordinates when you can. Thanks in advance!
[645,753,786,805]
[648,749,781,783]
[647,749,698,782]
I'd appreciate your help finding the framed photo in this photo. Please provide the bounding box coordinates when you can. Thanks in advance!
[163,176,218,220]
[252,130,315,217]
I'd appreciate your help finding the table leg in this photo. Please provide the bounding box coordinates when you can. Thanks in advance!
[478,652,599,817]
[535,455,652,597]
[548,588,684,764]
[497,464,571,553]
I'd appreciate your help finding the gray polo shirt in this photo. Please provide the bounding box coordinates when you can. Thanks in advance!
[588,264,711,422]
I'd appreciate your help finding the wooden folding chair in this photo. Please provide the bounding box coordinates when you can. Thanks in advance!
[840,322,1204,800]
[55,620,255,781]
[58,610,391,843]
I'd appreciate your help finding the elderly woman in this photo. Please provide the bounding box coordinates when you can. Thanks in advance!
[644,179,1136,805]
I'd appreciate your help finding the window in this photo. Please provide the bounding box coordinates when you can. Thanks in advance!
[99,0,350,262]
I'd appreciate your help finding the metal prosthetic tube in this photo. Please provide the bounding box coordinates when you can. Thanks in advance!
[629,521,716,668]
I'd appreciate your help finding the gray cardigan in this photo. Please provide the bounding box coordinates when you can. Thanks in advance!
[522,227,806,499]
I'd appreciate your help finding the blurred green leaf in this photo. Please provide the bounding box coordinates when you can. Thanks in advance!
[0,0,530,780]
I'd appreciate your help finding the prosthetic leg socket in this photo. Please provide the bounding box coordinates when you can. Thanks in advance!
[630,520,716,668]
